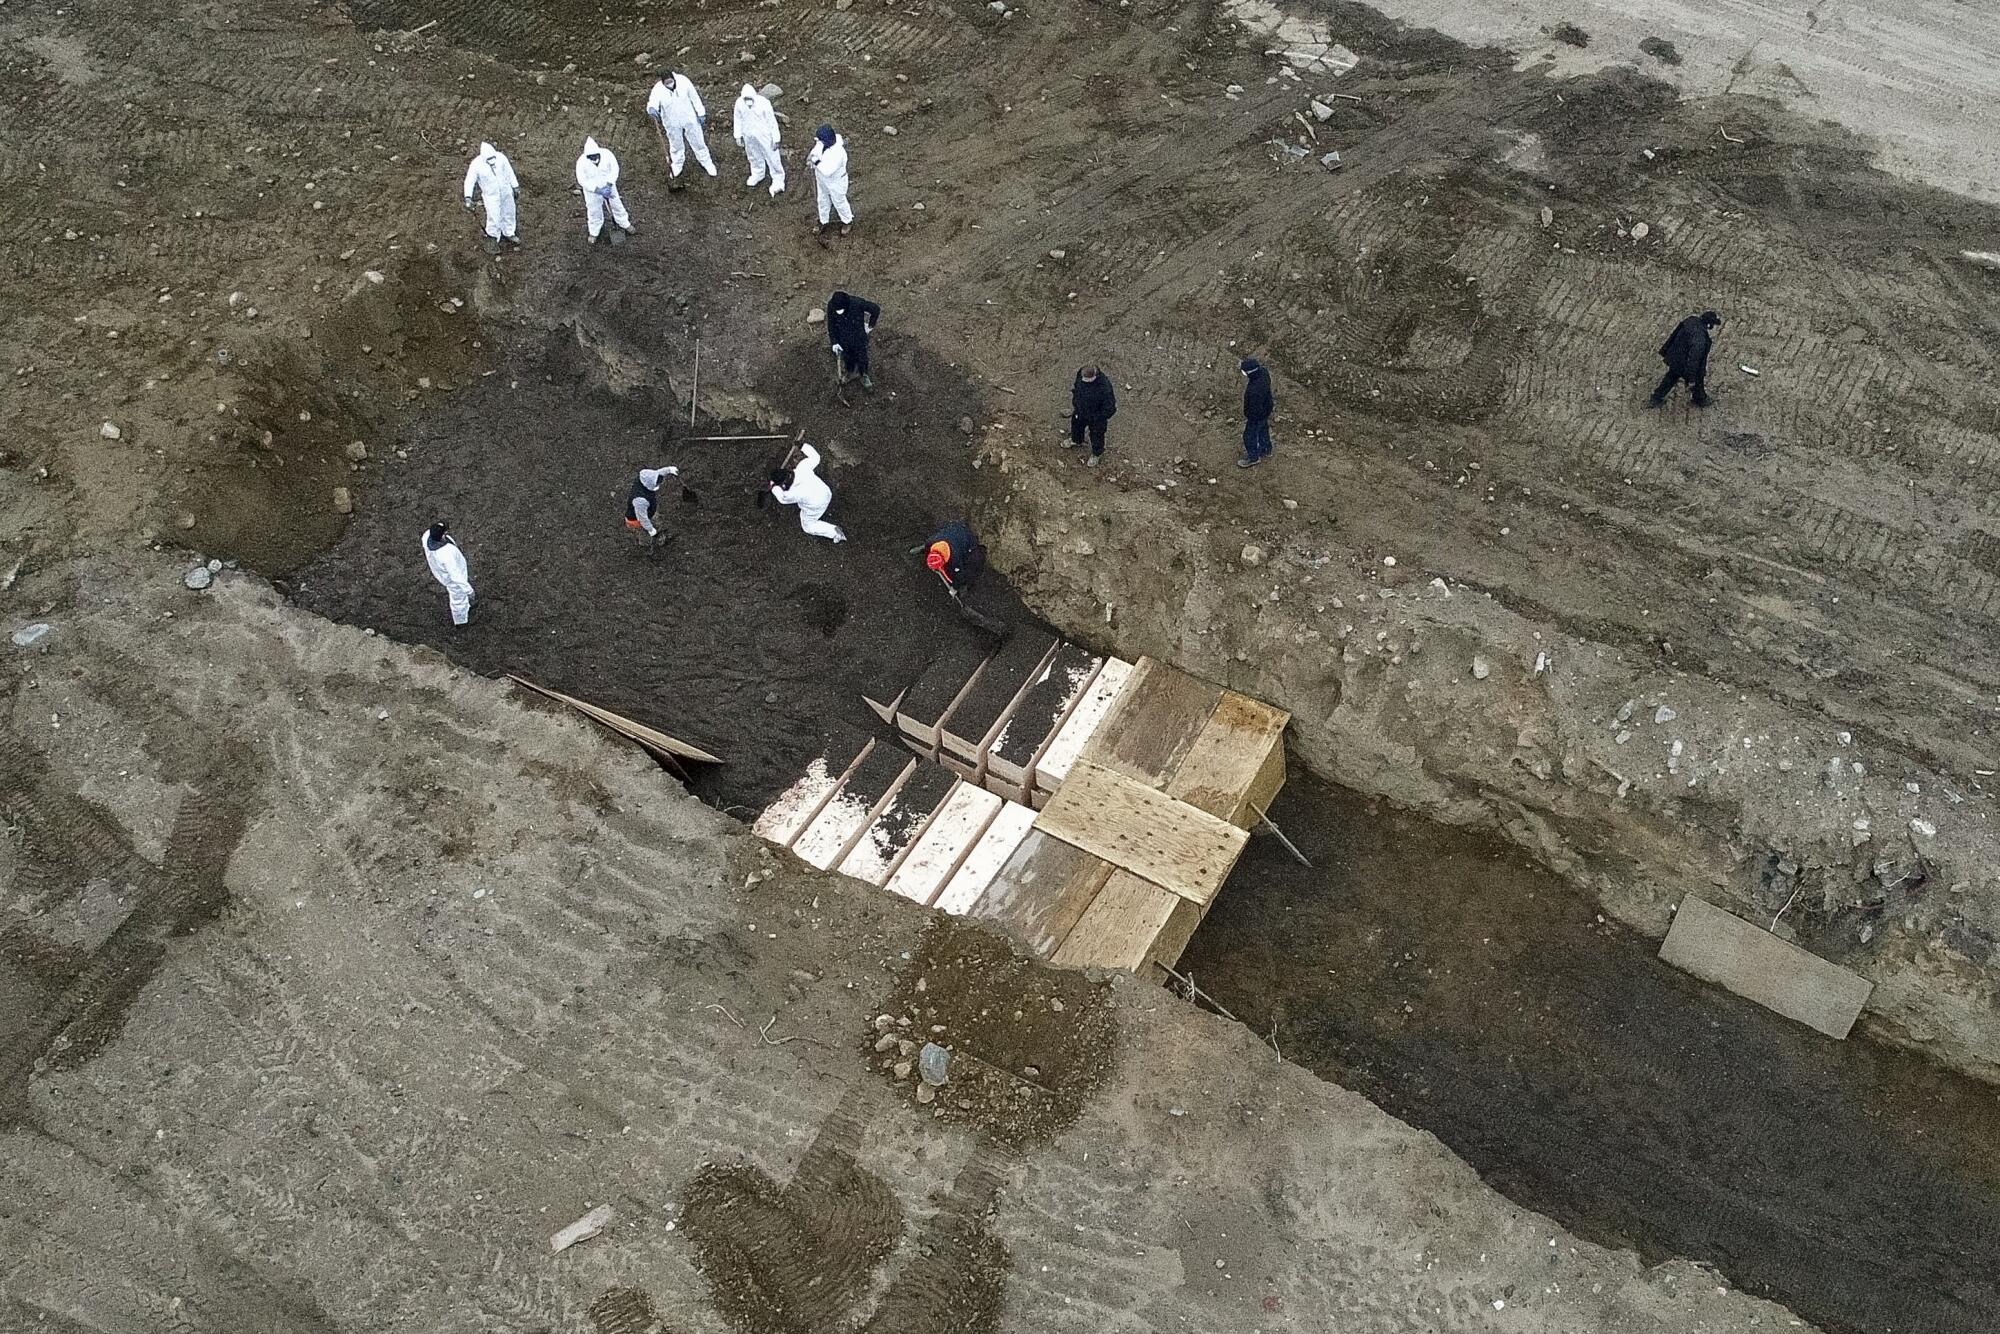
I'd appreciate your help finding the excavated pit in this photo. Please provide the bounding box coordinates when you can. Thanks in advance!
[282,313,2000,1334]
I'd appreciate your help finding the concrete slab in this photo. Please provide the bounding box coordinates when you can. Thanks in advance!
[1660,896,1874,1040]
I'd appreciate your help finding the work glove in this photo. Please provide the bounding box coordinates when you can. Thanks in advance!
[830,343,842,354]
[463,197,473,209]
[664,466,680,476]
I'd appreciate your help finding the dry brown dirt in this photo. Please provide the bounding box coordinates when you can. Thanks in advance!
[6,0,2000,1329]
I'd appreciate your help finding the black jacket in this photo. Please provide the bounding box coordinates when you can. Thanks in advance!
[1660,315,1713,377]
[1071,371,1117,423]
[1242,365,1274,422]
[826,291,880,352]
[927,521,984,587]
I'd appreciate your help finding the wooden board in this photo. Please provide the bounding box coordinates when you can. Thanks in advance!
[1169,691,1290,826]
[939,630,1059,766]
[837,762,958,886]
[893,640,989,750]
[792,746,916,871]
[1076,656,1223,790]
[988,644,1101,790]
[971,831,1117,958]
[1034,760,1247,907]
[1033,657,1134,792]
[933,801,1040,915]
[750,732,872,847]
[1051,871,1180,972]
[883,781,1002,906]
[509,675,724,765]
[1660,896,1874,1039]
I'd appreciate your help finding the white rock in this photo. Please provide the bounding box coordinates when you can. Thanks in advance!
[1540,205,1553,228]
[1048,248,1066,260]
[1381,555,1396,567]
[1240,544,1267,567]
[1631,221,1650,239]
[881,125,897,136]
[364,270,385,284]
[332,486,353,514]
[807,307,825,323]
[1471,656,1490,681]
[550,1205,614,1252]
[758,83,783,99]
[1654,704,1677,724]
[99,421,122,440]
[182,567,214,591]
[1225,83,1245,94]
[1911,818,1937,838]
[11,622,53,648]
[1309,99,1333,121]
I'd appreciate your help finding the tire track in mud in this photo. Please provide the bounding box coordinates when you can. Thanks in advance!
[0,737,260,1121]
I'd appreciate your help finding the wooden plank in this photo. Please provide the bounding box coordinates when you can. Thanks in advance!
[1033,657,1134,792]
[939,629,1059,767]
[1660,896,1874,1040]
[988,644,1101,790]
[837,763,958,886]
[508,675,724,765]
[750,733,872,847]
[793,747,916,871]
[883,782,1002,906]
[1050,871,1180,972]
[970,831,1116,958]
[1034,760,1247,907]
[1077,656,1222,789]
[933,801,1040,916]
[1170,691,1290,825]
[893,640,989,751]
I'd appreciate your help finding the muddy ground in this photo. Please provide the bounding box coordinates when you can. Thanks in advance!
[6,0,2000,1330]
[1185,775,2000,1334]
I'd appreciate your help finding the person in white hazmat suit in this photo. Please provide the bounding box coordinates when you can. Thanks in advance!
[646,72,718,186]
[731,83,784,196]
[807,125,853,236]
[574,137,635,243]
[422,521,475,626]
[462,142,521,246]
[766,444,847,543]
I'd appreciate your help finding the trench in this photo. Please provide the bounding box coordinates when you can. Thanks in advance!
[280,321,2000,1334]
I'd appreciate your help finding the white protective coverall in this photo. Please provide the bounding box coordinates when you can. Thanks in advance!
[422,530,475,625]
[770,445,846,543]
[462,142,520,241]
[646,75,718,179]
[574,137,633,239]
[807,133,853,227]
[732,84,784,195]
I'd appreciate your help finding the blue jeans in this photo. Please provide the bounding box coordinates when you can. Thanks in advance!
[1243,418,1272,461]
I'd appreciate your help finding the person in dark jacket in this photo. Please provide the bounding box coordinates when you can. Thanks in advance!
[825,290,881,389]
[1648,310,1722,408]
[1238,357,1274,468]
[923,520,986,591]
[1068,365,1117,467]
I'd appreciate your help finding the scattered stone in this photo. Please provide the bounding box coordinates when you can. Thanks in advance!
[956,415,975,436]
[1639,36,1682,65]
[1911,818,1937,838]
[1471,656,1490,681]
[1049,997,1065,1012]
[1540,205,1553,228]
[834,0,853,10]
[634,51,652,65]
[176,511,197,530]
[1240,543,1267,567]
[1281,498,1298,510]
[1381,555,1396,567]
[988,1,1006,10]
[1048,248,1066,260]
[1654,704,1677,724]
[207,558,223,573]
[1668,738,1684,774]
[1319,150,1343,171]
[881,125,898,136]
[1551,21,1589,47]
[345,440,369,461]
[1614,698,1636,723]
[11,623,52,648]
[1224,83,1245,94]
[892,1059,913,1080]
[99,421,122,440]
[759,83,783,99]
[806,307,825,324]
[918,1042,952,1085]
[363,270,385,284]
[1309,99,1333,121]
[915,1082,936,1105]
[550,1204,614,1253]
[764,690,780,704]
[182,567,214,591]
[1631,221,1651,240]
[332,486,354,514]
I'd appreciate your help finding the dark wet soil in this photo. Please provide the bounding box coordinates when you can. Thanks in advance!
[292,336,1031,815]
[1181,774,2000,1334]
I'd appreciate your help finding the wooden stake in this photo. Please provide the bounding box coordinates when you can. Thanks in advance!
[689,338,700,429]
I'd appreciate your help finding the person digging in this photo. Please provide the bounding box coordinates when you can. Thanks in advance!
[625,464,695,553]
[919,521,1004,634]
